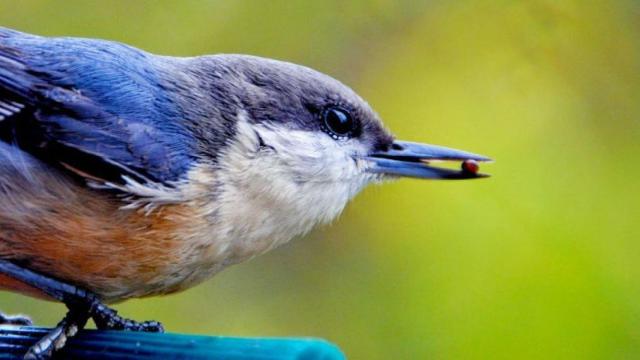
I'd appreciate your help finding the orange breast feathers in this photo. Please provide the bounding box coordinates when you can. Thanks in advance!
[0,181,211,303]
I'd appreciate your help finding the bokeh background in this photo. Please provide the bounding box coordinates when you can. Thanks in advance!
[1,1,639,359]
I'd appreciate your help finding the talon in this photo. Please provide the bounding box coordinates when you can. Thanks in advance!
[141,320,164,333]
[0,312,33,326]
[24,308,89,360]
[90,299,164,333]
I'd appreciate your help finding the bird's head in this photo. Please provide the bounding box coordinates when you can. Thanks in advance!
[189,55,490,230]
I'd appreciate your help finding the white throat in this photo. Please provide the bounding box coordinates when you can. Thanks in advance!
[213,116,372,262]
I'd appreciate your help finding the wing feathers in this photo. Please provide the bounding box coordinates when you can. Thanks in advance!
[0,30,195,187]
[0,100,23,120]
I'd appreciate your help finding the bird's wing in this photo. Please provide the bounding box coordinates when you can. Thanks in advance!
[0,28,195,187]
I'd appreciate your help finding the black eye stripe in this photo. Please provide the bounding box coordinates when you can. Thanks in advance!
[321,107,356,140]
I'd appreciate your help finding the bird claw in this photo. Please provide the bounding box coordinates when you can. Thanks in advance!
[24,309,88,360]
[21,301,163,360]
[0,312,33,326]
[92,302,164,332]
[0,261,164,359]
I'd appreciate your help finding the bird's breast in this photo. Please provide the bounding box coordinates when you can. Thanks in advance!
[0,152,355,303]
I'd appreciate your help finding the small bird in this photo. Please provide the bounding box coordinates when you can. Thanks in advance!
[0,27,490,358]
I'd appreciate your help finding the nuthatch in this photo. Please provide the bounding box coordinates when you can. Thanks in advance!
[0,27,490,358]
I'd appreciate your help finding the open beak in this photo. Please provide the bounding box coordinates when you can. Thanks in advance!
[365,140,491,179]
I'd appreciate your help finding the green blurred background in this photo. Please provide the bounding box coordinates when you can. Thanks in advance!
[1,1,639,358]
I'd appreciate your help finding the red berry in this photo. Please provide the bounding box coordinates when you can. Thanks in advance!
[461,160,479,174]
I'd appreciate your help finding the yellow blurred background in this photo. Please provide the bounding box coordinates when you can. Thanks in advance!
[1,1,639,359]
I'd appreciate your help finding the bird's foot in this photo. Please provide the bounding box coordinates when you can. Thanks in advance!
[19,299,162,360]
[20,301,162,360]
[91,302,164,332]
[24,308,89,360]
[0,311,32,326]
[0,260,164,359]
[62,286,164,332]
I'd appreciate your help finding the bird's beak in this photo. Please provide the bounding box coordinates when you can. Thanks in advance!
[364,140,491,179]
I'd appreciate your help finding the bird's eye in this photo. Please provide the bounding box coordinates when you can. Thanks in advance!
[321,107,355,139]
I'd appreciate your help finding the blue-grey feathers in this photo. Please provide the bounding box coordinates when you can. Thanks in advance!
[0,28,197,185]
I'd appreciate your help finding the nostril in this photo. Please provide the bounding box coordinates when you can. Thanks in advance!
[391,143,403,151]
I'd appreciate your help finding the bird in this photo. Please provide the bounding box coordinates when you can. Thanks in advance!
[0,27,490,359]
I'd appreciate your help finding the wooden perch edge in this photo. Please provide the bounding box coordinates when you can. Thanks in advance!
[0,326,346,360]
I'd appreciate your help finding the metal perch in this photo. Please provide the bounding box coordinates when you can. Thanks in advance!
[0,326,345,360]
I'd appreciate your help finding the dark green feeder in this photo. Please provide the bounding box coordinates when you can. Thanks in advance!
[0,326,345,360]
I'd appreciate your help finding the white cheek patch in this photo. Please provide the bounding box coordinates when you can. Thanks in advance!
[252,123,370,184]
[212,117,376,257]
